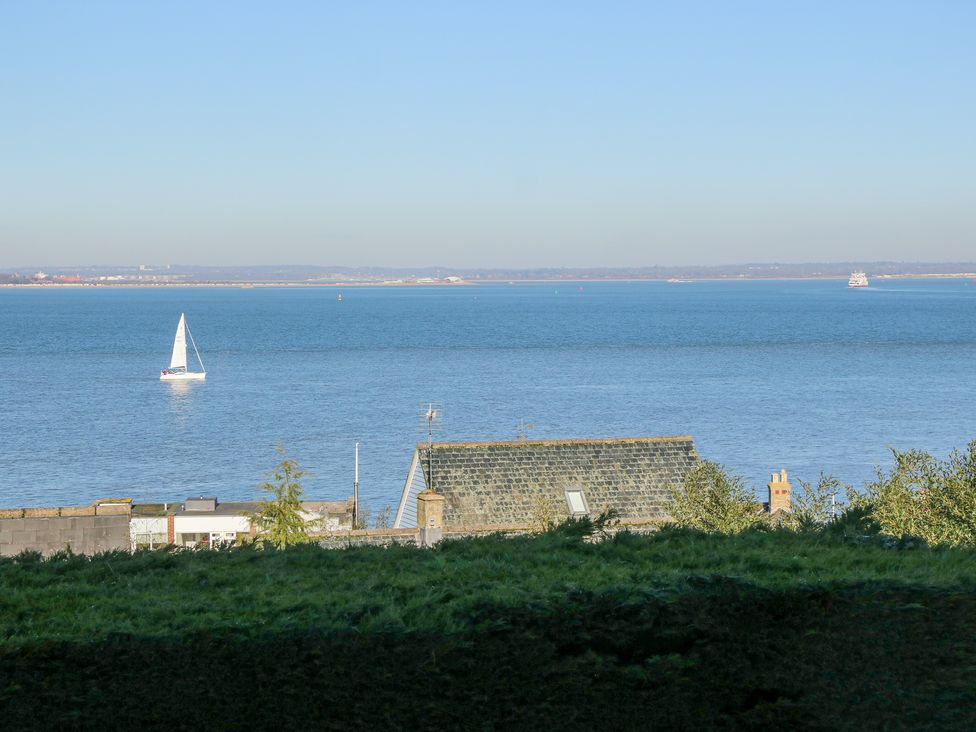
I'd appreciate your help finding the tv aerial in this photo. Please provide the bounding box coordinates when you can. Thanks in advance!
[419,402,443,447]
[419,402,443,491]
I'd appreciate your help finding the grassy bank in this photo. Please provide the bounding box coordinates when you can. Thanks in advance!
[2,529,975,729]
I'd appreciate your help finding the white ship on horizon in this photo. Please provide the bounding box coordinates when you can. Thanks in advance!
[848,271,869,288]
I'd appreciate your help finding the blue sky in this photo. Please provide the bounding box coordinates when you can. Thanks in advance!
[1,1,973,267]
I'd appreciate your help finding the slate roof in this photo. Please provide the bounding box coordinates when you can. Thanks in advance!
[394,436,699,529]
[174,500,260,517]
[136,499,352,519]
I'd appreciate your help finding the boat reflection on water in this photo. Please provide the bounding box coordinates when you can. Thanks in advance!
[164,379,195,397]
[163,377,201,423]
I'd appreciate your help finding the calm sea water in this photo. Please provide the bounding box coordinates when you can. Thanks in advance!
[1,280,975,509]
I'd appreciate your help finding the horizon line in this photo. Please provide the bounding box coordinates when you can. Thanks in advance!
[6,259,976,272]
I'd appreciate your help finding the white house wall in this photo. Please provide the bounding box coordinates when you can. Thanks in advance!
[394,449,423,529]
[174,515,251,534]
[130,517,168,537]
[130,517,169,549]
[300,509,344,532]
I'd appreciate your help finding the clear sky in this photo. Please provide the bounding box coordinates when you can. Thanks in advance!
[1,1,973,268]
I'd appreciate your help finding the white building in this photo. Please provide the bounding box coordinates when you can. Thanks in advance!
[130,516,169,549]
[174,497,253,547]
[130,495,355,550]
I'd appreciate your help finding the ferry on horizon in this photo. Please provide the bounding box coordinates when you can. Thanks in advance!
[848,271,869,288]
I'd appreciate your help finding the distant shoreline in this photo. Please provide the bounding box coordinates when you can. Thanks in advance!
[0,281,474,289]
[2,272,975,288]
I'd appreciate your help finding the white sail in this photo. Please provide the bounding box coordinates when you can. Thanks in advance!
[161,312,206,380]
[169,313,188,369]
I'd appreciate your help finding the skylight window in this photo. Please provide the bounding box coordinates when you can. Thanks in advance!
[565,490,589,516]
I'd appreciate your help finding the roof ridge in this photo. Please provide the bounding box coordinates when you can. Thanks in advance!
[416,435,694,449]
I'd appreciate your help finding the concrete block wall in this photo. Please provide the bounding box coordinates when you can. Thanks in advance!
[0,514,131,557]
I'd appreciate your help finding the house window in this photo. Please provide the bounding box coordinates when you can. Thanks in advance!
[134,532,169,550]
[565,490,589,516]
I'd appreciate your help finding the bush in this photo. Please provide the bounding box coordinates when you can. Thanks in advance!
[1,536,975,729]
[248,445,319,548]
[850,441,976,546]
[546,508,621,540]
[783,474,848,531]
[822,504,881,542]
[666,461,767,534]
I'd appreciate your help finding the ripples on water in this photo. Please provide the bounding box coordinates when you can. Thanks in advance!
[1,280,974,507]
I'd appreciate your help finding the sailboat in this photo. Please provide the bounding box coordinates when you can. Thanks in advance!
[160,313,206,381]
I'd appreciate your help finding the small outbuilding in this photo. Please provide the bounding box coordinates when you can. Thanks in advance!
[131,496,355,549]
[394,435,700,529]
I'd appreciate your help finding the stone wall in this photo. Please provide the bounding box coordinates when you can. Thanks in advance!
[0,514,132,556]
[441,518,665,541]
[420,436,698,529]
[313,518,665,550]
[316,528,421,549]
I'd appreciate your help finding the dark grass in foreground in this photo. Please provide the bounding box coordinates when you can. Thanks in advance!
[1,529,975,729]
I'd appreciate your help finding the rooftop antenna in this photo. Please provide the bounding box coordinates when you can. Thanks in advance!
[516,419,535,440]
[419,402,442,492]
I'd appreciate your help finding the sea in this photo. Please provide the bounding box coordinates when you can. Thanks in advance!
[1,279,975,510]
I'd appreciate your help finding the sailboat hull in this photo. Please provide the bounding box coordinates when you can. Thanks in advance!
[160,371,206,381]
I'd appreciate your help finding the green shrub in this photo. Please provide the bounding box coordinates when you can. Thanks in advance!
[1,534,975,729]
[666,461,767,534]
[822,504,881,542]
[783,473,848,530]
[247,445,319,548]
[851,441,976,546]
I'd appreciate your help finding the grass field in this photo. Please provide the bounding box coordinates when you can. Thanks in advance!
[2,528,975,729]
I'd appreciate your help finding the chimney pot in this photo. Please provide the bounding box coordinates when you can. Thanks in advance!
[767,469,792,514]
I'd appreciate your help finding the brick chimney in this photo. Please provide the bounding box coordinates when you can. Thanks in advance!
[416,490,445,547]
[767,469,792,513]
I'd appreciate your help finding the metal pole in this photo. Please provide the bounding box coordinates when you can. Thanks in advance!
[427,404,434,492]
[354,441,360,528]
